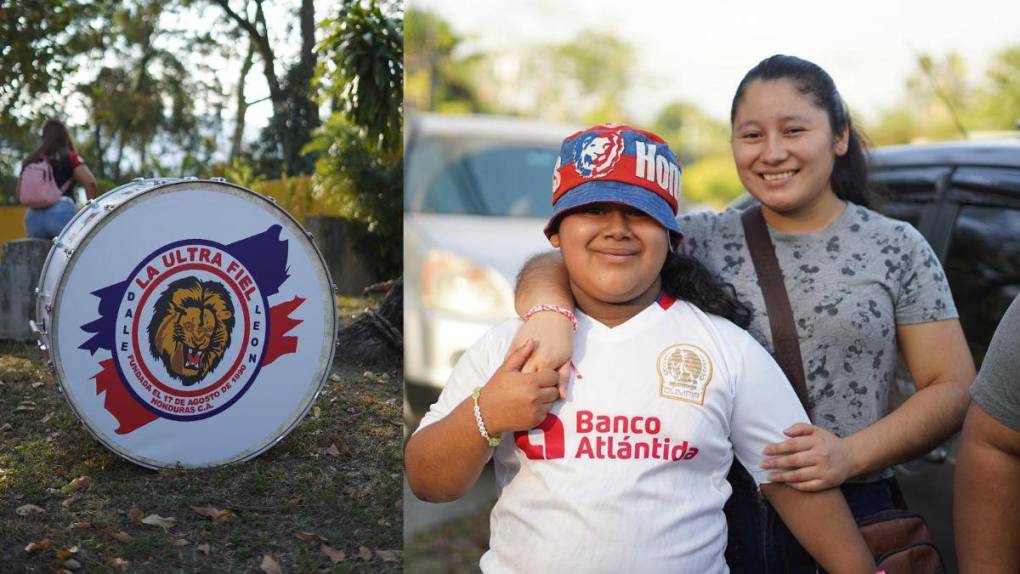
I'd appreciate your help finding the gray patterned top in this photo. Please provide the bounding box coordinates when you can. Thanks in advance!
[679,202,958,481]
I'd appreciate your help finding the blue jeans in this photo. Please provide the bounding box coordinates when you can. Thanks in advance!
[24,197,76,240]
[724,460,895,573]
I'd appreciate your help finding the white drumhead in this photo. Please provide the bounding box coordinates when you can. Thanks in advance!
[49,179,336,468]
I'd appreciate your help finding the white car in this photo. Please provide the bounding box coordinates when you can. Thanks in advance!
[404,113,579,392]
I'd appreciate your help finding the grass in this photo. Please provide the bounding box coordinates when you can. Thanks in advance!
[0,295,402,573]
[404,506,491,574]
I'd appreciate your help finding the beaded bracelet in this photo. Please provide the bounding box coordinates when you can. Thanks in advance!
[471,386,501,447]
[522,304,577,333]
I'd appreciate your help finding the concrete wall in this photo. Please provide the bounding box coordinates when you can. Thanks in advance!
[0,238,50,340]
[303,216,381,296]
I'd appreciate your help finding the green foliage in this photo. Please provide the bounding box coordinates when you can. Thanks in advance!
[224,157,269,190]
[318,1,403,152]
[682,153,744,209]
[867,47,1020,144]
[307,116,402,278]
[404,8,489,114]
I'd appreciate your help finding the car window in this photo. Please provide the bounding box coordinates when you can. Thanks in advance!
[405,137,559,217]
[944,201,1020,366]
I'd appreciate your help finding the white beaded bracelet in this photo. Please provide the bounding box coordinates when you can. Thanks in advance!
[471,386,501,447]
[522,304,577,333]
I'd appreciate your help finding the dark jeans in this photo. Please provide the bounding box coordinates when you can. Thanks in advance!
[724,460,895,573]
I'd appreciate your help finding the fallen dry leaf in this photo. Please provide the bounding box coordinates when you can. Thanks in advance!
[357,546,373,561]
[40,412,54,423]
[287,495,303,505]
[56,545,80,560]
[375,549,401,562]
[16,503,45,516]
[294,531,327,542]
[173,538,190,547]
[127,507,144,522]
[61,493,83,508]
[56,569,73,574]
[62,476,91,493]
[321,544,345,563]
[259,553,283,574]
[31,381,44,388]
[24,539,50,553]
[68,521,91,530]
[108,557,129,572]
[141,514,176,530]
[15,403,36,412]
[329,373,341,382]
[111,531,133,543]
[197,543,211,555]
[0,423,12,431]
[324,443,340,456]
[191,505,235,522]
[62,558,82,570]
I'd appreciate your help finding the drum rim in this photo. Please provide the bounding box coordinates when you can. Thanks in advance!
[44,178,338,469]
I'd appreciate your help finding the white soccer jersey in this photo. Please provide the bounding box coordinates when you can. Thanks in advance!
[417,294,809,574]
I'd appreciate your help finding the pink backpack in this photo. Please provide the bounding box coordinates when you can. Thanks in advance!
[19,158,72,208]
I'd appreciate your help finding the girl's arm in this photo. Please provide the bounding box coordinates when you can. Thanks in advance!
[512,252,575,374]
[954,403,1020,573]
[72,164,99,200]
[763,319,974,490]
[405,340,560,502]
[761,483,875,573]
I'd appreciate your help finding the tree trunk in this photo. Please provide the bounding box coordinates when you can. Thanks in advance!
[230,39,255,162]
[334,277,402,367]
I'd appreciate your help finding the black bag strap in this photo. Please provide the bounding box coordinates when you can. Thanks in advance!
[740,205,809,407]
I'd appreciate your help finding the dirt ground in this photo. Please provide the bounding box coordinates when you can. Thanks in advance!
[0,295,403,573]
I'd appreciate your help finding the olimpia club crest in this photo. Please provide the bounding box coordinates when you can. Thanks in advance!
[37,179,336,469]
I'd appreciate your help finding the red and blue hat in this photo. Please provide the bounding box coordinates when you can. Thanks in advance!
[545,124,683,238]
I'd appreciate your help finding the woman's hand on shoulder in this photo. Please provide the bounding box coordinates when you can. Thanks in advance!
[510,311,574,399]
[761,423,859,491]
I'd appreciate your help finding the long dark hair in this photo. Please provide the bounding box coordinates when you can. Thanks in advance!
[662,250,752,328]
[22,119,76,171]
[730,55,872,208]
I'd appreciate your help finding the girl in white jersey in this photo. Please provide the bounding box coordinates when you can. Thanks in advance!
[405,124,875,573]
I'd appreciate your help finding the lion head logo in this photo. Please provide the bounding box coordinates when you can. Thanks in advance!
[147,277,235,386]
[574,131,623,178]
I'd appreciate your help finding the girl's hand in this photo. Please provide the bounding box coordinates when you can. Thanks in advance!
[761,423,857,491]
[511,311,574,399]
[482,339,561,434]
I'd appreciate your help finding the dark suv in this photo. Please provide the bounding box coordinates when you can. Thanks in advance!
[867,138,1020,569]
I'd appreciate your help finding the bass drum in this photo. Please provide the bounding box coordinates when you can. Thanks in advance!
[33,178,337,469]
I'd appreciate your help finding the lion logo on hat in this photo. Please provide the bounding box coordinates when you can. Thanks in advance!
[574,131,623,179]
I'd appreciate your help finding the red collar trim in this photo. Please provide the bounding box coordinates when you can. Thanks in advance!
[656,291,676,310]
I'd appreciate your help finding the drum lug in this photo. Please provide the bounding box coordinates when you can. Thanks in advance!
[46,361,55,374]
[211,177,226,183]
[63,247,75,257]
[29,320,45,335]
[133,177,145,182]
[34,286,40,295]
[45,304,53,314]
[266,195,278,204]
[104,204,116,211]
[37,342,48,353]
[304,230,314,239]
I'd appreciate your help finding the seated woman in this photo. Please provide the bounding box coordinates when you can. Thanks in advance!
[404,124,875,573]
[18,119,99,240]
